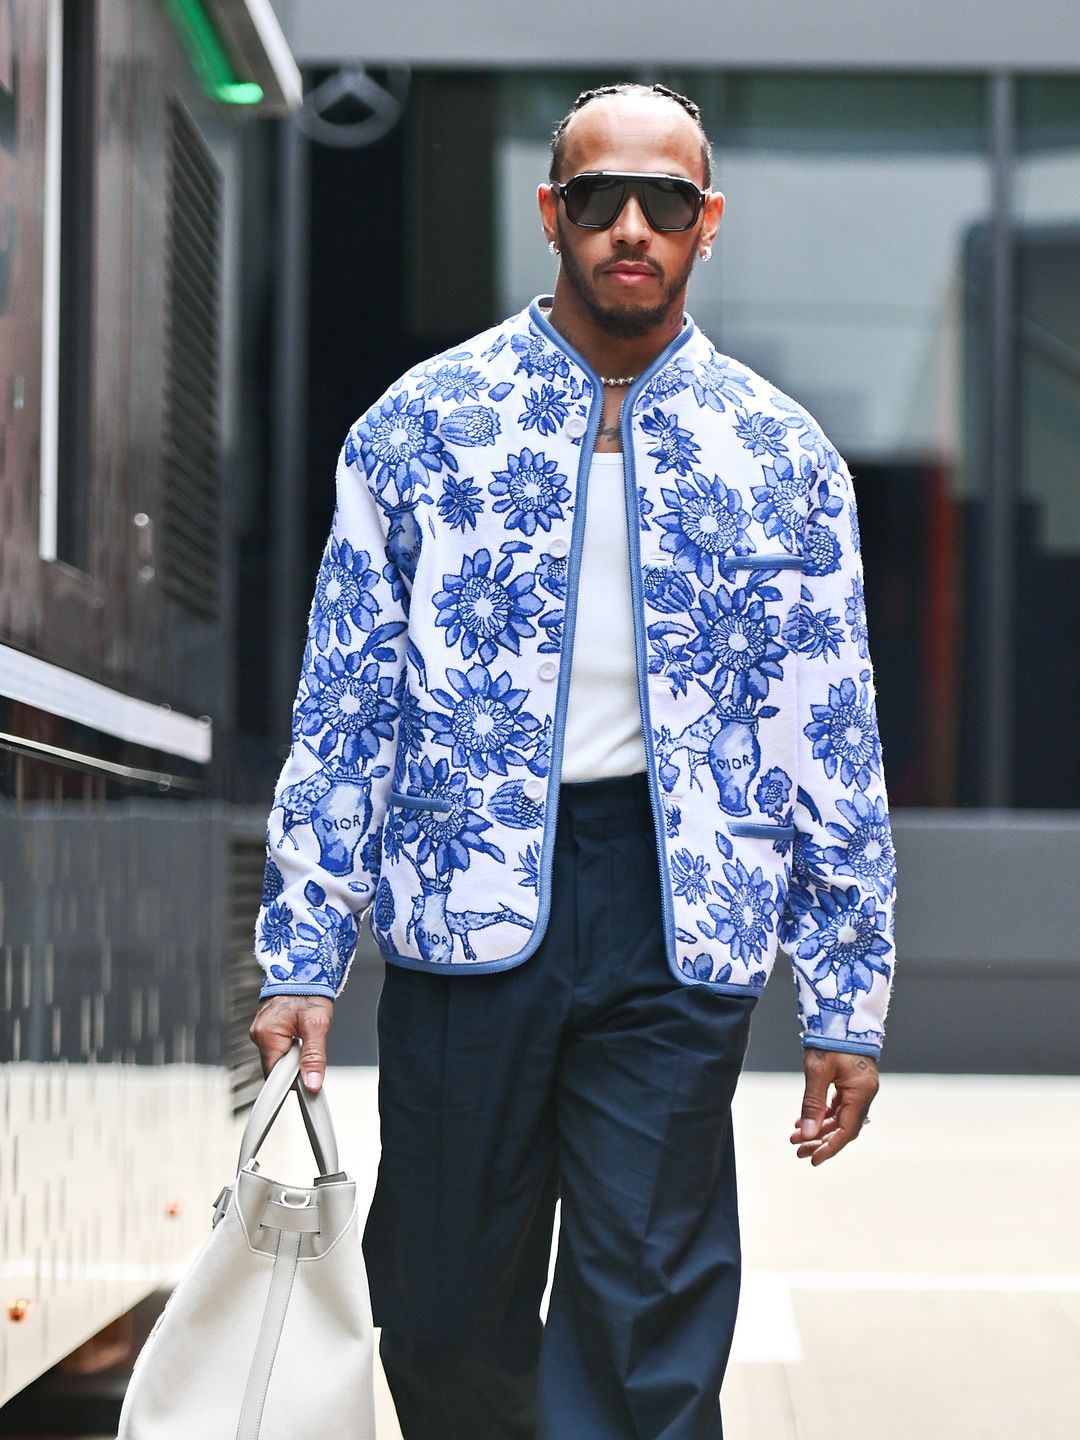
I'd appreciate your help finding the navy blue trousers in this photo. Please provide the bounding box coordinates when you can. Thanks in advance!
[363,773,756,1440]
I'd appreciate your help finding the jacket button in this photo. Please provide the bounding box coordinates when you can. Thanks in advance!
[565,416,587,439]
[538,660,558,682]
[548,537,569,559]
[523,778,545,801]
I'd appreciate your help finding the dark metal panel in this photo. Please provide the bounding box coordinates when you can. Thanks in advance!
[55,0,96,574]
[983,73,1017,805]
[0,5,52,651]
[226,811,270,1106]
[162,96,223,621]
[269,116,310,743]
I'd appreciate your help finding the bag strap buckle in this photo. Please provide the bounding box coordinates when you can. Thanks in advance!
[210,1185,232,1228]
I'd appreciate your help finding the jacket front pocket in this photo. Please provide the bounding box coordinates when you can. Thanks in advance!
[387,790,454,815]
[726,820,795,841]
[721,554,802,573]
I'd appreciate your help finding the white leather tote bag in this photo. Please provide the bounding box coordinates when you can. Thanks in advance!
[118,1042,376,1440]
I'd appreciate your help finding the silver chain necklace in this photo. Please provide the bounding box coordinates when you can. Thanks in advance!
[599,375,638,388]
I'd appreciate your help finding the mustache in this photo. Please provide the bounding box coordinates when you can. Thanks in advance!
[595,252,664,281]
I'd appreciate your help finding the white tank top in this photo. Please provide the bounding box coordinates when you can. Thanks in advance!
[561,451,648,783]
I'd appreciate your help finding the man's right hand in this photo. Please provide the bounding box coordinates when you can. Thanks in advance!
[249,995,334,1092]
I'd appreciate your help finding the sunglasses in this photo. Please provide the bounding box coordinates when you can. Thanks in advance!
[554,171,707,233]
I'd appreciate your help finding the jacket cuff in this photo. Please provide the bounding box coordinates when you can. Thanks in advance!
[258,983,338,1001]
[802,1034,882,1060]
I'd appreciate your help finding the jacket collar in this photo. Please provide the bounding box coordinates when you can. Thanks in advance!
[525,295,698,403]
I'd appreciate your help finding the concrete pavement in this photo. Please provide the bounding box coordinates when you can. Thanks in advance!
[139,1069,1080,1439]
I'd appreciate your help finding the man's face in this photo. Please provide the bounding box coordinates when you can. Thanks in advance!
[540,96,723,340]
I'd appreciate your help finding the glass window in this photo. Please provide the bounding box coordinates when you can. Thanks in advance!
[1014,78,1080,808]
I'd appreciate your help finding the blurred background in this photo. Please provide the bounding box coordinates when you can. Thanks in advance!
[0,1,1077,1434]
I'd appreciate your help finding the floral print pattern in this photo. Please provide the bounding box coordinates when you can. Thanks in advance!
[697,860,776,966]
[805,673,882,792]
[656,473,756,585]
[311,538,381,650]
[433,547,543,663]
[489,448,571,535]
[354,391,450,498]
[519,384,571,436]
[427,664,542,780]
[437,475,485,531]
[295,649,398,766]
[642,407,702,476]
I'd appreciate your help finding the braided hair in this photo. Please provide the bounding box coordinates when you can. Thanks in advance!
[549,83,712,186]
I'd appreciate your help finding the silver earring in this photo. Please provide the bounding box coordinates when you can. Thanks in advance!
[700,245,713,262]
[549,239,560,256]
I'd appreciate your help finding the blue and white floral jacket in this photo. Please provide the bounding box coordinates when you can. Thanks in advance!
[255,299,897,1057]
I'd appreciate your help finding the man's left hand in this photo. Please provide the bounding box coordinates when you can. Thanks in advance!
[790,1048,879,1165]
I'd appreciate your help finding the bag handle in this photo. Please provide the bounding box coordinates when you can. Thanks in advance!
[237,1041,340,1177]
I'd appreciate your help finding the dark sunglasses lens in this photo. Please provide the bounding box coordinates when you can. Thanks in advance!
[563,176,701,231]
[641,179,699,231]
[565,176,625,227]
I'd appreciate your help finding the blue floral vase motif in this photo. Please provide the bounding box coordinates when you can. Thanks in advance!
[386,508,422,580]
[310,777,373,877]
[413,879,453,963]
[816,995,855,1039]
[707,713,761,817]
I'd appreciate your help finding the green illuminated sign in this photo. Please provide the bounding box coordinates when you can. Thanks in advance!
[162,0,265,106]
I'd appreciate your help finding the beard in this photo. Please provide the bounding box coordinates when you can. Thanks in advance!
[556,216,697,339]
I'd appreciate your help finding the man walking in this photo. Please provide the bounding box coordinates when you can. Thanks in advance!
[252,82,896,1439]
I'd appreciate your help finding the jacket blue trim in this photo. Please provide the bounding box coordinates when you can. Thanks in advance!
[259,982,338,1001]
[377,946,540,976]
[802,1035,882,1059]
[727,821,796,840]
[617,324,698,992]
[517,300,605,972]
